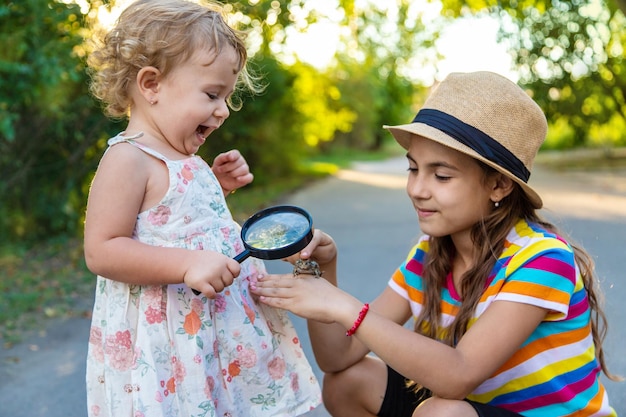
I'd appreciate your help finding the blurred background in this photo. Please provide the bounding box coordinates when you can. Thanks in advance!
[2,0,626,344]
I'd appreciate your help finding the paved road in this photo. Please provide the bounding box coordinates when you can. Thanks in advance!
[1,157,625,416]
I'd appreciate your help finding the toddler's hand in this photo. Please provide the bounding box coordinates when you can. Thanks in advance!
[212,150,253,195]
[184,250,241,298]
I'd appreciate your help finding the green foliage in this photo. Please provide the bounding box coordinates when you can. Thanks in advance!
[544,117,577,150]
[201,54,306,186]
[222,0,325,61]
[291,63,357,148]
[0,0,122,242]
[330,59,418,151]
[324,1,425,151]
[506,1,626,147]
[200,52,384,186]
[440,0,626,149]
[0,238,94,345]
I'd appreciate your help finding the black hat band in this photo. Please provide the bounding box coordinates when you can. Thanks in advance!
[413,108,530,182]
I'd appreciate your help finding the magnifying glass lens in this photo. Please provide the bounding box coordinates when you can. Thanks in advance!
[192,205,313,295]
[244,212,310,250]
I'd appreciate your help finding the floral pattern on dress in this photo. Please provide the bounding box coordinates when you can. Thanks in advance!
[86,134,321,417]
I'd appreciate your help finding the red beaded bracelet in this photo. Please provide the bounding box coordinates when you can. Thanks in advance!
[346,303,370,336]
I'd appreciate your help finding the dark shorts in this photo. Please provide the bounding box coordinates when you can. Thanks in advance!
[377,366,523,417]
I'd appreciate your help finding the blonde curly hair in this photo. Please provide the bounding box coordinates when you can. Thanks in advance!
[88,0,257,118]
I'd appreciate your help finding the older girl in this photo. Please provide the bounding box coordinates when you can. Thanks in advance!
[252,71,618,417]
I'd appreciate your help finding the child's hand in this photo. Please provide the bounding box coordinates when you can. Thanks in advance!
[212,150,253,195]
[284,229,337,267]
[250,273,342,323]
[183,250,241,298]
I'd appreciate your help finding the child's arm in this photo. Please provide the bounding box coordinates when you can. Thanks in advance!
[255,274,547,398]
[212,150,253,196]
[253,230,412,372]
[252,233,549,398]
[280,230,373,371]
[84,144,241,297]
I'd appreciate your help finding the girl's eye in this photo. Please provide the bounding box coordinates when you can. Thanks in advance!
[435,173,451,181]
[206,93,218,100]
[407,166,417,173]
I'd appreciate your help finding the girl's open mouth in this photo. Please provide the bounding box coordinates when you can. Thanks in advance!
[196,125,209,139]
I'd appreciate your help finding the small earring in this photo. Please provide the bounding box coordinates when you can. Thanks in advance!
[149,100,155,105]
[494,201,500,208]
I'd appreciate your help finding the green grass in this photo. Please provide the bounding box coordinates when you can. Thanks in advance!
[0,238,94,346]
[311,141,405,168]
[535,147,626,171]
[0,146,397,346]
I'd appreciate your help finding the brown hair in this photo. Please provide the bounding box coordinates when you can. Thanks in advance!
[414,162,621,382]
[87,0,260,118]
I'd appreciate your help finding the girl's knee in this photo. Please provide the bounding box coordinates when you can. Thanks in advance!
[322,357,387,417]
[412,397,477,417]
[322,370,364,416]
[322,368,359,407]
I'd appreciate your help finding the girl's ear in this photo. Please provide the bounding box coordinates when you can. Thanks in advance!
[136,66,161,105]
[490,173,515,203]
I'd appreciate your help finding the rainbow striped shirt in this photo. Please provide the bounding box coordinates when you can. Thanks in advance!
[389,219,615,416]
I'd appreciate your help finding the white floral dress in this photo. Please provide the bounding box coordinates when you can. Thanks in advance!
[86,134,321,417]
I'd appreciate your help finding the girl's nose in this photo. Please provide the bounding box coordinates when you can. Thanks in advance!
[407,175,429,200]
[215,100,230,121]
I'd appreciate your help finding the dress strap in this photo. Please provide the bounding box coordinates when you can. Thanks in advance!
[107,132,169,162]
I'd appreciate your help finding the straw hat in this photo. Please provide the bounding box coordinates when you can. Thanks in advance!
[384,71,547,208]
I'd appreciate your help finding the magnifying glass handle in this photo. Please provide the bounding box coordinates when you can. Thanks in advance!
[191,249,252,295]
[234,250,251,263]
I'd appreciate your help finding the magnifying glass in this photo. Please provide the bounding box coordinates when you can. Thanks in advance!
[192,205,313,295]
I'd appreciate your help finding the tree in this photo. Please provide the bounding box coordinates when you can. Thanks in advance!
[0,0,121,241]
[440,0,626,149]
[332,1,430,150]
[200,1,359,183]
